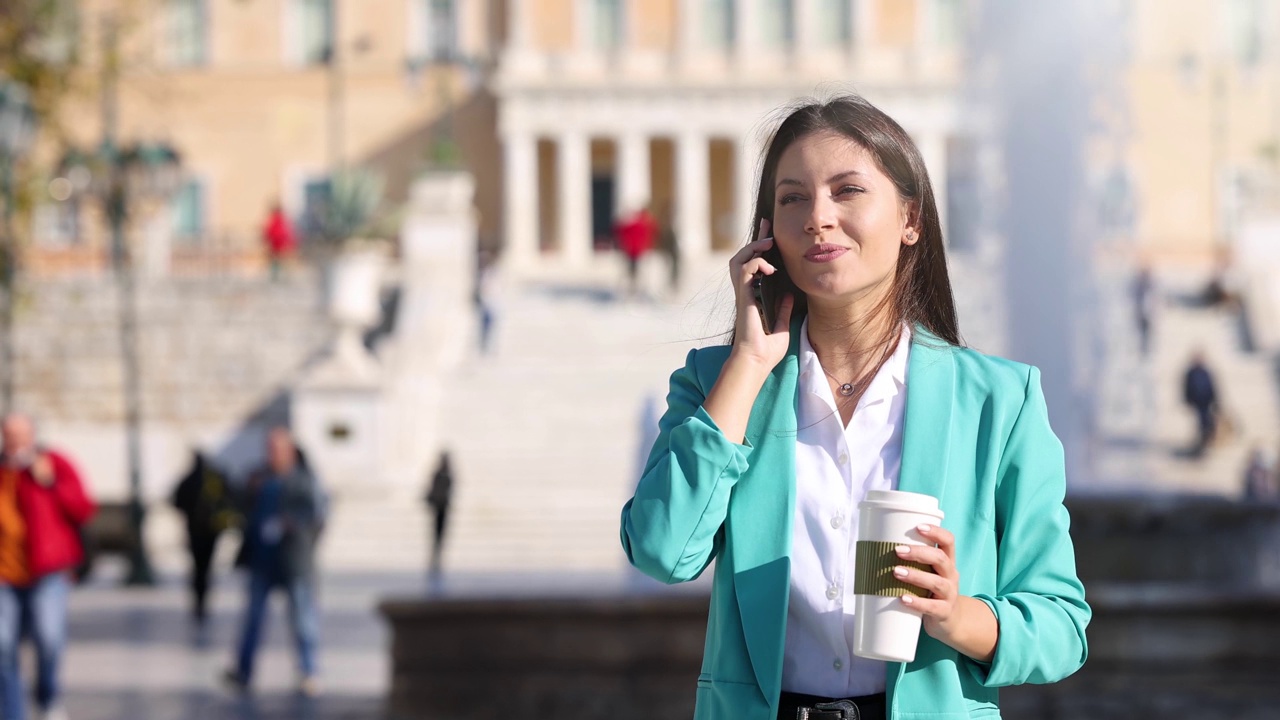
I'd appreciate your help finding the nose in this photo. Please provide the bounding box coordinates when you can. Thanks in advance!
[804,196,837,235]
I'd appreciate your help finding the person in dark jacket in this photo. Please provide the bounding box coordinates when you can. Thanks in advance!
[425,452,454,575]
[1182,351,1219,456]
[224,427,327,697]
[0,413,95,720]
[170,450,237,625]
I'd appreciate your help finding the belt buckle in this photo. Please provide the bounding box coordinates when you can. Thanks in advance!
[797,699,859,720]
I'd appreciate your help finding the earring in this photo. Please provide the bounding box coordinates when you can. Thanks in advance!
[904,229,917,244]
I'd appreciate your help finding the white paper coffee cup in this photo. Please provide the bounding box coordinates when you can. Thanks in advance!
[852,490,945,663]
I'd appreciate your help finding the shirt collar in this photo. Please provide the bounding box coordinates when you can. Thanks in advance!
[798,317,911,406]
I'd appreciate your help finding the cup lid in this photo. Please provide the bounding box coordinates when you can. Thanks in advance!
[858,490,944,519]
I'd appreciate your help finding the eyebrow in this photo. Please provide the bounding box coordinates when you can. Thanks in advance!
[775,170,866,188]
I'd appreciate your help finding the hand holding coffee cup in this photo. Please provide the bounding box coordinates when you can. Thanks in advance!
[852,490,947,662]
[892,523,966,645]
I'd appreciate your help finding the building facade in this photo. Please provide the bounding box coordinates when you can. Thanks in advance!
[29,0,500,273]
[494,0,973,274]
[1126,0,1280,262]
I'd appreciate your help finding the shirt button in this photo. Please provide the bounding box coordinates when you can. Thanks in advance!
[830,515,844,529]
[838,453,849,465]
[833,659,843,670]
[826,584,839,600]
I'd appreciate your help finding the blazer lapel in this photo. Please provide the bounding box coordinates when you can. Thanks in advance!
[730,312,803,702]
[898,329,957,513]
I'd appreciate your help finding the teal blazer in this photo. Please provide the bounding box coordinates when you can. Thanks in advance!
[621,321,1090,720]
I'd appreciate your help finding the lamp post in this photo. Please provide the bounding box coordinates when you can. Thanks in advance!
[57,138,181,587]
[0,80,39,414]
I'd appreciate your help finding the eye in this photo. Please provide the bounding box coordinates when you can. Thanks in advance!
[835,185,863,197]
[778,193,804,206]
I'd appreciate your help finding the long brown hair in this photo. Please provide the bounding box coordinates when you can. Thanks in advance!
[744,95,961,347]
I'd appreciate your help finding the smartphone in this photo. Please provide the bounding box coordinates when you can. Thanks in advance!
[751,240,786,334]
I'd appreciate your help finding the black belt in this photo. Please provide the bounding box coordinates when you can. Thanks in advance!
[777,691,887,720]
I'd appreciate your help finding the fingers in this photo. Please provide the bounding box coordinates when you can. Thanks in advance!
[892,564,953,599]
[773,292,795,334]
[894,543,954,577]
[731,235,775,267]
[916,524,954,556]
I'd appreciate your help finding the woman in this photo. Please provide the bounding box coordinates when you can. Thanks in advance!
[620,96,1089,720]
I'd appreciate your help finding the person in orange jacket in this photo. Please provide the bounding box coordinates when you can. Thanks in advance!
[0,413,95,720]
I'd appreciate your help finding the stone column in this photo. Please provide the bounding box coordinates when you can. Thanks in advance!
[676,131,710,270]
[616,133,651,218]
[793,0,817,67]
[918,132,949,241]
[503,131,539,268]
[736,132,764,242]
[557,131,592,265]
[674,0,699,67]
[572,0,589,55]
[506,0,529,49]
[733,0,761,65]
[854,0,875,62]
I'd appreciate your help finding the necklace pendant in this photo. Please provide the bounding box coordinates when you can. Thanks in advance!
[838,383,855,397]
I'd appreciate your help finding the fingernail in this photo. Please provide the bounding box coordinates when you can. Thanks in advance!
[895,545,910,555]
[893,566,908,578]
[917,524,932,533]
[901,594,915,605]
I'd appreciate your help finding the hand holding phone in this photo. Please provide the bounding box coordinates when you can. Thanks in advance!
[752,269,777,334]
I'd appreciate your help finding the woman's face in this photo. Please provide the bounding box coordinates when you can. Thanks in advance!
[771,130,916,307]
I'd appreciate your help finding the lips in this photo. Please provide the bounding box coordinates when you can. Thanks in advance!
[804,244,849,263]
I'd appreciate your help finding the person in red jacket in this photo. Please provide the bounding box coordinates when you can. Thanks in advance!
[615,206,658,298]
[0,413,95,720]
[261,202,297,282]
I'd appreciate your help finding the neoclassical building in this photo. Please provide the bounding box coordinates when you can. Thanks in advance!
[494,0,972,274]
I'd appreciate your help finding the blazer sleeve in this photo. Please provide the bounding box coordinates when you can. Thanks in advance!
[970,366,1091,687]
[620,348,752,584]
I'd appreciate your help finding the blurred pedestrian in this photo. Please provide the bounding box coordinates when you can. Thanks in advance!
[616,206,657,298]
[261,202,296,282]
[1132,263,1154,355]
[1182,351,1219,457]
[475,250,497,355]
[1243,447,1276,501]
[424,452,453,576]
[658,209,680,295]
[0,414,95,720]
[225,428,327,697]
[170,450,237,625]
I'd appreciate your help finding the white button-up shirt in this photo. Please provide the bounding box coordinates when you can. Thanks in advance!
[781,319,912,698]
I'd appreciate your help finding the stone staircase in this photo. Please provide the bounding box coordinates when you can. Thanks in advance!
[1093,265,1280,496]
[435,273,719,573]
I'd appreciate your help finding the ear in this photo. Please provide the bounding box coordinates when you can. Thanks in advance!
[901,200,921,245]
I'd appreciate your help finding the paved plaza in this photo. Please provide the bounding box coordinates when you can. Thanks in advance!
[54,560,412,720]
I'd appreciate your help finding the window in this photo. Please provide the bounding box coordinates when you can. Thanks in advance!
[168,0,207,67]
[816,0,852,48]
[299,0,334,64]
[171,179,205,243]
[702,0,734,49]
[301,177,333,240]
[932,0,963,47]
[35,0,79,65]
[33,202,80,246]
[1224,0,1263,68]
[429,0,457,60]
[761,0,795,49]
[591,0,623,51]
